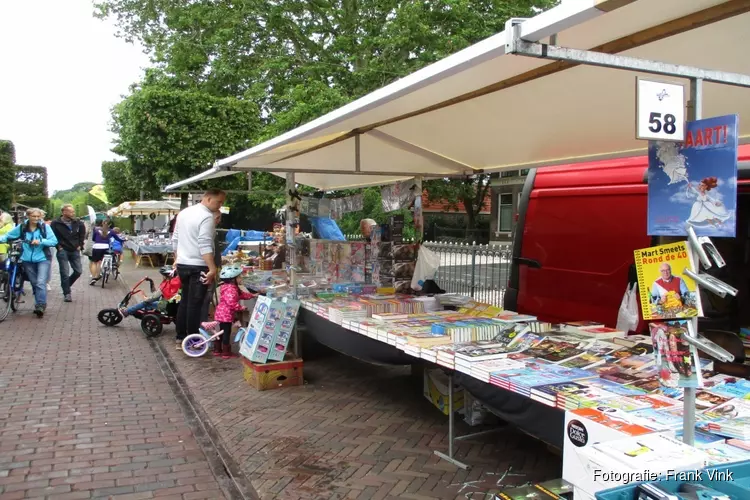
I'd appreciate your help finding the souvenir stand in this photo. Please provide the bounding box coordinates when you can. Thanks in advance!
[164,1,750,496]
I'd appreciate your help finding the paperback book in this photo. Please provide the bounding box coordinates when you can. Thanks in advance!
[634,241,702,320]
[649,320,703,388]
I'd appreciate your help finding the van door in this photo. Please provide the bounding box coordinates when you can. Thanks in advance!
[505,159,651,326]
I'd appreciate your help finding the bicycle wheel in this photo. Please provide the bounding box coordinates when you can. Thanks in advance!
[182,334,210,357]
[140,314,163,337]
[0,273,10,322]
[101,266,109,288]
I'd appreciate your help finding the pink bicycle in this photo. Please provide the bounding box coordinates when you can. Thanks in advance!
[182,321,246,357]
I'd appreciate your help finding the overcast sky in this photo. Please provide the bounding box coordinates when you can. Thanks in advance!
[0,0,149,194]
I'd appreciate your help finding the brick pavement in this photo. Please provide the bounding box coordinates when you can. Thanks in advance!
[119,258,562,500]
[0,256,229,499]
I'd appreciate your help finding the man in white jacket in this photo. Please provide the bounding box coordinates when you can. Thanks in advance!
[172,189,226,348]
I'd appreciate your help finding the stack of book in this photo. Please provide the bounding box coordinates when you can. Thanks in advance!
[328,304,368,325]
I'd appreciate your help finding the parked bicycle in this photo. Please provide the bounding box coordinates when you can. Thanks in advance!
[0,242,27,322]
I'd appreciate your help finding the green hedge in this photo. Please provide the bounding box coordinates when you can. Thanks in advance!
[0,140,15,209]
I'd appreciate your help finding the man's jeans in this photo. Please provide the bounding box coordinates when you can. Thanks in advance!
[57,249,82,295]
[23,260,50,306]
[176,265,209,341]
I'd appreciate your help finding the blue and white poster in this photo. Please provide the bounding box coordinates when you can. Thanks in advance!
[648,114,739,237]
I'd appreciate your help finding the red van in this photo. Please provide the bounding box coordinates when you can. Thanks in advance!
[504,145,750,331]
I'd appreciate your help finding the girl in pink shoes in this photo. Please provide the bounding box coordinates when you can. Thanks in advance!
[213,264,256,358]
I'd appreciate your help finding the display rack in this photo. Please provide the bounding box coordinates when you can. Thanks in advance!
[683,224,737,445]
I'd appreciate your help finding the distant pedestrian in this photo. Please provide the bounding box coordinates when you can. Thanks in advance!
[0,207,57,317]
[0,212,15,263]
[88,219,124,285]
[50,204,86,302]
[172,189,226,350]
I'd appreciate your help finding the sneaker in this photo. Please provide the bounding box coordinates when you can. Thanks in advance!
[175,339,183,350]
[89,277,99,286]
[46,284,51,291]
[64,294,72,303]
[33,305,44,318]
[221,351,238,359]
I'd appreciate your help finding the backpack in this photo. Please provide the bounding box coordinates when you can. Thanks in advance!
[22,222,52,261]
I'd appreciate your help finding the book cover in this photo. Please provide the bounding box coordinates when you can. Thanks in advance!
[702,399,750,421]
[631,407,684,430]
[649,321,703,388]
[634,241,701,320]
[707,379,750,400]
[586,377,648,396]
[630,393,680,409]
[570,407,654,435]
[559,352,608,370]
[647,114,739,238]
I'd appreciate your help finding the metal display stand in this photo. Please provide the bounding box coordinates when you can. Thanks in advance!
[433,370,505,470]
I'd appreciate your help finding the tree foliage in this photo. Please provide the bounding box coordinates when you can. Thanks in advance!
[101,160,141,206]
[14,165,49,211]
[111,84,262,188]
[0,140,16,209]
[49,182,108,218]
[97,0,558,221]
[424,175,492,229]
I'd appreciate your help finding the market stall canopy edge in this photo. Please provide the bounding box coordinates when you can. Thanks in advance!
[107,200,182,217]
[164,0,750,192]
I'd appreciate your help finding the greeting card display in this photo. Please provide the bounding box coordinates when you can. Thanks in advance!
[266,298,301,362]
[240,296,286,364]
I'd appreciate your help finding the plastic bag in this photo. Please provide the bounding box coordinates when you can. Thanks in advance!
[411,245,441,291]
[616,283,639,333]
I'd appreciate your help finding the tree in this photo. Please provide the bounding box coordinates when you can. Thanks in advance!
[0,140,15,209]
[49,182,108,218]
[424,175,492,229]
[14,166,49,211]
[97,0,558,219]
[96,0,558,122]
[111,84,262,188]
[101,160,141,206]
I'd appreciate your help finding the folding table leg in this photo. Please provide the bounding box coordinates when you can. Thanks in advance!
[434,372,470,470]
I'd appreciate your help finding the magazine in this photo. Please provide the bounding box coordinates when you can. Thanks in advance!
[634,241,701,320]
[649,321,703,388]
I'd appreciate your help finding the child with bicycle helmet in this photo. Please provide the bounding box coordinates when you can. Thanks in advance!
[119,266,182,317]
[213,264,255,359]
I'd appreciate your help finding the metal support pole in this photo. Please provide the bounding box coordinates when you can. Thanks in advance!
[507,39,750,88]
[682,78,702,447]
[413,176,424,241]
[434,371,470,470]
[285,172,301,358]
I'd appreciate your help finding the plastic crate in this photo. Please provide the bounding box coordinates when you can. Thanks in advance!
[595,459,750,499]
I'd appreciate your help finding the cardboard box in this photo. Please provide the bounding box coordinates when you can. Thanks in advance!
[563,408,656,496]
[242,357,304,391]
[423,368,464,415]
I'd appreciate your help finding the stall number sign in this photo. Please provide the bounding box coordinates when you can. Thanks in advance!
[636,78,685,142]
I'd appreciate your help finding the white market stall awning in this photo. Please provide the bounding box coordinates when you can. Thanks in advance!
[107,200,182,217]
[165,0,750,192]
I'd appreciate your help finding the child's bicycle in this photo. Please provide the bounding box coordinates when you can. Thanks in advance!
[182,321,246,358]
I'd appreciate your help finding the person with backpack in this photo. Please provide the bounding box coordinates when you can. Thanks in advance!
[0,207,58,317]
[50,204,86,302]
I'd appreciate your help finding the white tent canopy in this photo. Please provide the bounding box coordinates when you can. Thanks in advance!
[165,0,750,192]
[107,200,181,217]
